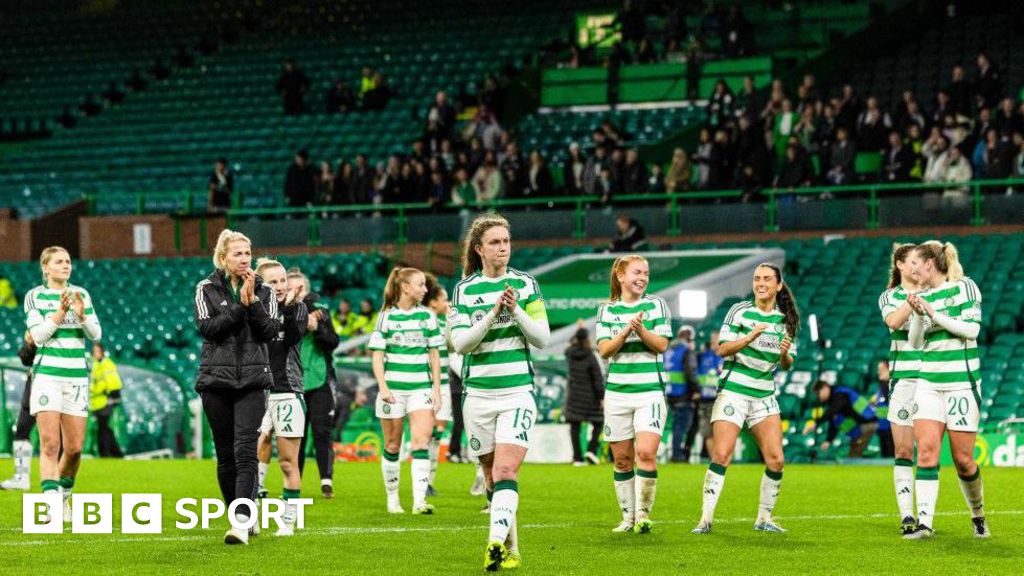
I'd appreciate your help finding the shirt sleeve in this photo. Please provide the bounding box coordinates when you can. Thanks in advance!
[651,298,673,338]
[448,284,471,336]
[367,310,387,351]
[79,288,102,342]
[718,303,743,344]
[426,311,444,348]
[878,289,898,321]
[522,274,547,322]
[960,279,982,323]
[594,304,611,343]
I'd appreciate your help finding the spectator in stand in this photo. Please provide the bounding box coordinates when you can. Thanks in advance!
[325,80,356,114]
[985,129,1016,180]
[930,90,953,127]
[332,299,358,337]
[922,130,950,184]
[451,167,475,206]
[596,167,615,204]
[721,5,754,57]
[463,106,503,151]
[362,70,390,110]
[334,161,354,205]
[665,147,692,193]
[737,163,762,202]
[882,131,916,183]
[707,79,735,129]
[562,142,587,195]
[352,154,375,204]
[472,151,503,202]
[611,0,646,47]
[439,139,456,170]
[427,90,457,139]
[974,52,1002,111]
[0,273,16,309]
[772,99,798,165]
[709,130,734,189]
[970,107,994,152]
[775,144,813,191]
[350,299,377,337]
[564,327,605,466]
[622,148,648,194]
[993,98,1022,137]
[898,99,927,135]
[315,161,336,205]
[835,84,860,134]
[857,97,892,152]
[527,150,554,197]
[284,150,316,207]
[276,59,309,115]
[693,128,713,189]
[592,127,615,154]
[942,146,972,200]
[500,142,527,198]
[793,106,818,154]
[208,158,234,212]
[608,148,627,196]
[734,75,760,123]
[648,163,665,193]
[427,170,447,211]
[377,157,402,204]
[1014,132,1024,179]
[608,213,646,252]
[583,145,609,195]
[357,67,376,104]
[826,128,856,185]
[946,65,971,117]
[906,124,925,181]
[635,38,657,64]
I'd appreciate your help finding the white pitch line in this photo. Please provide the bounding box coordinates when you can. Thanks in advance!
[2,509,1022,545]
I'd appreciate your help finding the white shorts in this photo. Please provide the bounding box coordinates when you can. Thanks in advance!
[463,391,536,455]
[887,378,918,427]
[711,389,780,429]
[376,388,434,419]
[435,384,452,422]
[912,385,980,433]
[30,375,88,417]
[259,393,306,438]
[602,391,666,442]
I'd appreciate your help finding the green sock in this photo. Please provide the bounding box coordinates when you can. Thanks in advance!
[283,488,301,500]
[41,479,60,493]
[59,476,75,495]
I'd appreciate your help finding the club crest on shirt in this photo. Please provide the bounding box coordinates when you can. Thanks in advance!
[472,309,486,324]
[419,320,428,329]
[944,297,955,307]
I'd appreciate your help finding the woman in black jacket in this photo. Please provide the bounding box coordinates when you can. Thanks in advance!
[193,229,278,545]
[1,333,37,491]
[564,328,605,465]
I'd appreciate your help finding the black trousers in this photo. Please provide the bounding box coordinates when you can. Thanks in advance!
[447,372,465,458]
[15,378,34,441]
[299,384,335,481]
[95,406,123,458]
[201,388,265,508]
[569,420,602,463]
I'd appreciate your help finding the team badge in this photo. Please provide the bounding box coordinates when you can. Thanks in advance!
[911,403,918,415]
[419,320,428,329]
[472,310,486,324]
[604,425,612,436]
[39,395,49,406]
[383,403,392,414]
[898,409,910,420]
[470,437,481,450]
[723,405,735,416]
[944,297,955,307]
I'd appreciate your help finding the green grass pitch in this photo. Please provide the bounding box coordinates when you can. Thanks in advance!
[1,459,1021,575]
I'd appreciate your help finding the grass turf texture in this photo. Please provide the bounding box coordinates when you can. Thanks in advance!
[1,460,1022,575]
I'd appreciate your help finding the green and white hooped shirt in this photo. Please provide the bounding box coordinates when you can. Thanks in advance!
[594,295,673,394]
[368,305,443,391]
[717,300,797,399]
[915,278,982,392]
[25,284,100,380]
[449,268,547,397]
[878,286,921,382]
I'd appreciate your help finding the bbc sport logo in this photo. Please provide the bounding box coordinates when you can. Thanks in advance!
[22,494,313,534]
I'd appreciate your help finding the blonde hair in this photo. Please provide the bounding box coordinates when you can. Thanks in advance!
[286,267,309,293]
[609,255,648,301]
[39,246,70,284]
[212,229,252,270]
[254,257,285,277]
[381,267,424,311]
[886,243,918,290]
[461,213,510,277]
[916,240,964,282]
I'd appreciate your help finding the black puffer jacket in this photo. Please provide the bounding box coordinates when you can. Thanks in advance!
[268,301,308,394]
[193,269,277,392]
[564,343,605,422]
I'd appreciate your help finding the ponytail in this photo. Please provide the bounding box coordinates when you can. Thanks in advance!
[609,254,647,301]
[424,272,446,306]
[381,267,423,312]
[916,240,964,282]
[886,243,917,290]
